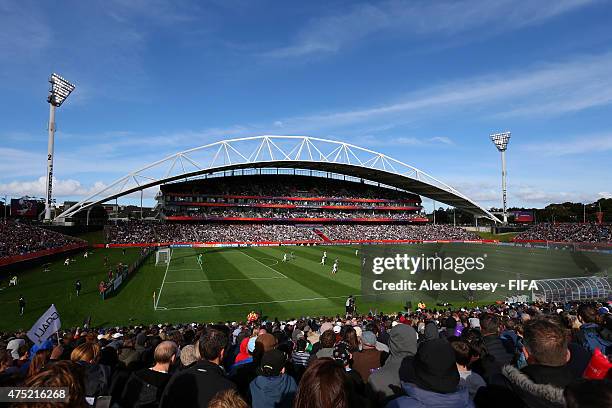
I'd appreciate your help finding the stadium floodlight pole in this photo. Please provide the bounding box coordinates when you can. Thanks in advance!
[490,131,511,224]
[45,73,76,222]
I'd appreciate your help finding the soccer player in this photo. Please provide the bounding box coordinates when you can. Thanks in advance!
[321,251,327,265]
[19,295,25,316]
[332,259,338,274]
[355,249,359,256]
[197,253,203,266]
[75,280,82,297]
[9,276,17,286]
[83,251,88,258]
[64,257,70,266]
[290,251,295,260]
[282,253,288,263]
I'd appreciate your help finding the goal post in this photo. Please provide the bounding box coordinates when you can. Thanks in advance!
[155,247,171,266]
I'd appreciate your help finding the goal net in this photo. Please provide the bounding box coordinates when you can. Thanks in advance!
[155,248,171,266]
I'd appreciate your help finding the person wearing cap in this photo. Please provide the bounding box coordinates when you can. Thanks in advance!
[230,332,278,402]
[250,349,297,408]
[386,338,473,408]
[369,324,418,404]
[352,330,387,382]
[333,341,366,397]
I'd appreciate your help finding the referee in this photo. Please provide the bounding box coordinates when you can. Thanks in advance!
[345,295,355,317]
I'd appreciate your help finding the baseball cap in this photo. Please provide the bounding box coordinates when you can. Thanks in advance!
[259,349,287,377]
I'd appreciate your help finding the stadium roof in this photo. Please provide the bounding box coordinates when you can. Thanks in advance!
[56,135,501,222]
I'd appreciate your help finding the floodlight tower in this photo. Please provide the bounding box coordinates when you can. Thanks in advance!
[490,131,511,224]
[45,73,75,221]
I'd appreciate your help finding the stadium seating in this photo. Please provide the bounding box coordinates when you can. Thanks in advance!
[0,221,85,260]
[515,223,612,243]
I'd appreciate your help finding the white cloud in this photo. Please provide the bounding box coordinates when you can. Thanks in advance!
[262,0,594,58]
[0,176,108,199]
[273,51,612,131]
[521,134,612,156]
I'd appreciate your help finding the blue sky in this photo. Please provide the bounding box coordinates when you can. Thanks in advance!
[1,0,611,210]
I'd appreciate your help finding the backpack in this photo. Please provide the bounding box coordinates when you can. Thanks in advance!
[125,372,159,408]
[577,324,612,356]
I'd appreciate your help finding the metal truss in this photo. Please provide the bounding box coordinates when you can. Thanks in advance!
[56,135,500,222]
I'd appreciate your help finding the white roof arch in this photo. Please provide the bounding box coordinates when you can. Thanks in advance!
[56,135,500,222]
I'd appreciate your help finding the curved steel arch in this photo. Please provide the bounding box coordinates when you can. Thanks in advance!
[56,135,500,222]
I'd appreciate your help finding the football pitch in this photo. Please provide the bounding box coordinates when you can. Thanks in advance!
[1,244,611,331]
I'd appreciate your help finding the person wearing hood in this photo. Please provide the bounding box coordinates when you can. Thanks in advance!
[250,349,297,408]
[386,338,473,408]
[369,324,418,404]
[420,321,439,343]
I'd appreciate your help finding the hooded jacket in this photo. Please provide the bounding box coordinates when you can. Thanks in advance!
[369,325,418,402]
[385,382,474,408]
[421,322,439,343]
[250,374,297,408]
[501,364,572,408]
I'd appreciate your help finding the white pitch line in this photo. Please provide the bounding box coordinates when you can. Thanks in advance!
[238,251,288,279]
[154,249,173,310]
[169,268,202,272]
[155,294,360,311]
[165,276,287,284]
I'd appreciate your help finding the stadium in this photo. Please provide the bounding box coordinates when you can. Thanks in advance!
[2,135,611,332]
[2,3,612,407]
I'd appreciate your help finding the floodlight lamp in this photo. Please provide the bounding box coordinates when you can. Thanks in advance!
[490,131,511,152]
[47,73,76,107]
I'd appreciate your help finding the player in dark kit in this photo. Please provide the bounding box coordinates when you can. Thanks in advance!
[345,295,355,317]
[75,280,82,296]
[18,295,25,315]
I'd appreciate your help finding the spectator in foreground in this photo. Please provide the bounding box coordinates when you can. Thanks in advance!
[250,349,297,408]
[70,342,110,403]
[564,379,612,408]
[209,388,249,408]
[387,338,472,408]
[353,331,387,382]
[120,340,177,407]
[448,338,486,400]
[368,323,418,404]
[577,304,612,355]
[161,329,235,408]
[502,319,574,408]
[294,358,354,408]
[478,313,515,383]
[13,360,88,408]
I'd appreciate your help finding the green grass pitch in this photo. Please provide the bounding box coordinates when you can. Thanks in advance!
[1,244,610,332]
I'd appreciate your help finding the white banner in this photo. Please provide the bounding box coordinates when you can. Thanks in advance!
[27,304,61,345]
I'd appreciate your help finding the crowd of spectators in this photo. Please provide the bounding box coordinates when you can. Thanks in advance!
[323,224,480,241]
[105,223,479,244]
[0,221,84,260]
[164,209,425,221]
[515,223,612,243]
[161,174,418,202]
[106,223,321,244]
[1,301,611,407]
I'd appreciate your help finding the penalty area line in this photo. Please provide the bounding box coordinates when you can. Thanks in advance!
[238,251,288,279]
[154,294,361,311]
[165,276,287,284]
